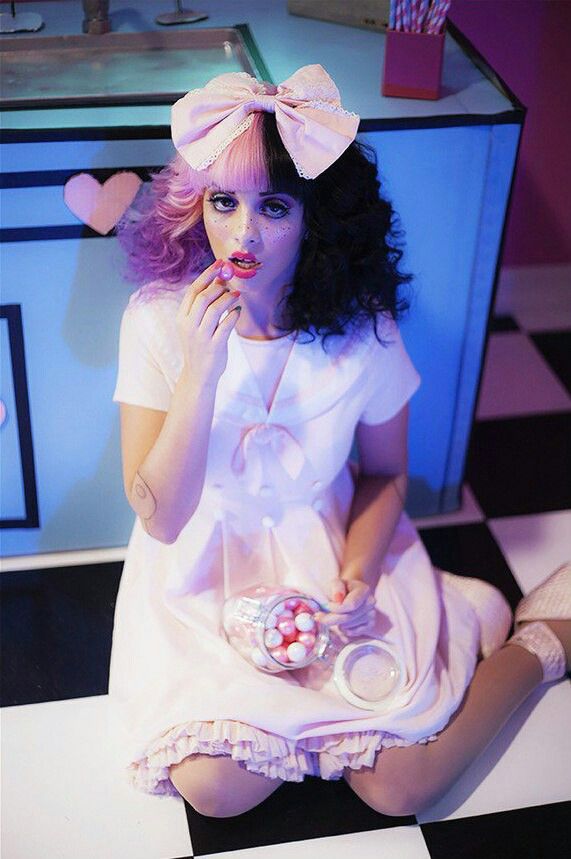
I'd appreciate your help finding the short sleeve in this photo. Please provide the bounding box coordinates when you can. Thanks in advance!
[112,303,172,411]
[359,322,421,425]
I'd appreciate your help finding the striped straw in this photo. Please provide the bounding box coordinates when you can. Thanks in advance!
[389,0,396,30]
[417,0,430,32]
[395,0,404,31]
[426,0,451,35]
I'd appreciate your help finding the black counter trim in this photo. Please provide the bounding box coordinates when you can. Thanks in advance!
[446,20,526,113]
[461,102,528,492]
[1,226,111,242]
[0,126,172,144]
[0,108,524,146]
[1,166,160,189]
[0,305,39,530]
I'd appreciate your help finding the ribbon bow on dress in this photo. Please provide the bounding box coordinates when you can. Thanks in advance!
[231,423,306,495]
[171,64,360,180]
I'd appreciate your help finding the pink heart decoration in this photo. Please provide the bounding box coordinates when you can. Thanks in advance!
[64,172,142,235]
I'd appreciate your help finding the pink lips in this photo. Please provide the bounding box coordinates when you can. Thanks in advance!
[231,250,258,262]
[227,250,262,279]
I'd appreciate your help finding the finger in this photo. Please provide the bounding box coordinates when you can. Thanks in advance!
[188,273,235,327]
[201,290,242,337]
[213,304,241,337]
[323,589,369,615]
[211,302,242,339]
[180,260,231,317]
[329,578,347,604]
[317,602,375,628]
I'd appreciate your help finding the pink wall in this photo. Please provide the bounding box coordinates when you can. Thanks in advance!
[449,0,571,265]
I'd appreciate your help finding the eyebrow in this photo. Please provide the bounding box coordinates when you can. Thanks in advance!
[214,188,291,198]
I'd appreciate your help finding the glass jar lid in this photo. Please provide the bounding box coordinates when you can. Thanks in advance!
[333,640,403,711]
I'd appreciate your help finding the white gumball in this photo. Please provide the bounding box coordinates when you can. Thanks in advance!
[264,628,284,649]
[286,641,307,663]
[294,612,315,632]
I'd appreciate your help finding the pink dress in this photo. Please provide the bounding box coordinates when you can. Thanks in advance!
[109,284,481,797]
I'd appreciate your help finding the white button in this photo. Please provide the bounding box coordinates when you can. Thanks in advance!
[312,499,323,512]
[212,482,223,490]
[260,485,273,497]
[262,515,275,528]
[312,480,322,490]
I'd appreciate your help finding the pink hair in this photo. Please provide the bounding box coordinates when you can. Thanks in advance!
[117,112,272,304]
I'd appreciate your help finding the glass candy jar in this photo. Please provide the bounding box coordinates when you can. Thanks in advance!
[222,584,330,672]
[221,584,405,711]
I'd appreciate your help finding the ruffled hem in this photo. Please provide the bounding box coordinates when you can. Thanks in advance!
[128,719,438,797]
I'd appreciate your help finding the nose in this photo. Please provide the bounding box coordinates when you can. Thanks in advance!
[234,206,261,246]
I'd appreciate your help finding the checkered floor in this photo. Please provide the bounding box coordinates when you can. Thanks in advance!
[2,269,570,858]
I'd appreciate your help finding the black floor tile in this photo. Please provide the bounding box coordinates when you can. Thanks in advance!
[187,775,414,856]
[420,800,571,859]
[0,562,122,706]
[466,413,571,518]
[418,522,523,610]
[489,314,519,332]
[531,330,571,396]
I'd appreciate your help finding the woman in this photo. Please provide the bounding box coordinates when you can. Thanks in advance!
[109,64,571,817]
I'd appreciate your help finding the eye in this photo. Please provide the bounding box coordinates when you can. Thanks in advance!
[262,199,290,218]
[207,193,235,212]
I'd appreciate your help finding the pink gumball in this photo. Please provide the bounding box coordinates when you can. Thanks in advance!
[270,645,290,664]
[297,631,316,650]
[293,601,312,615]
[285,597,301,610]
[282,629,298,644]
[275,603,294,618]
[277,616,296,637]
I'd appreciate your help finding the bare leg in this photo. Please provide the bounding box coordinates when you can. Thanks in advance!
[345,621,571,817]
[169,753,283,817]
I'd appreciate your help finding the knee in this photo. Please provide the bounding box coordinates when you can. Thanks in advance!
[169,757,268,818]
[169,766,237,817]
[345,771,437,818]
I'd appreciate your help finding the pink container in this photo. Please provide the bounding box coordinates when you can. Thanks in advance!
[382,28,445,100]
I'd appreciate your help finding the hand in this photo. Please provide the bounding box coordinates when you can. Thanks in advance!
[176,259,242,387]
[314,577,377,639]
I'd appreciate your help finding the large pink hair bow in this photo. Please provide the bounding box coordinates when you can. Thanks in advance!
[171,64,360,180]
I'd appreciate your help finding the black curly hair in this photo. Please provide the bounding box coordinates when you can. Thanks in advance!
[259,112,414,348]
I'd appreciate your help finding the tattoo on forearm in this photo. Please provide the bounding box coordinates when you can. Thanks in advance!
[132,471,157,521]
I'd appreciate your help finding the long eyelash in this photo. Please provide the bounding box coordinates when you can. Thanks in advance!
[207,194,290,217]
[265,201,290,216]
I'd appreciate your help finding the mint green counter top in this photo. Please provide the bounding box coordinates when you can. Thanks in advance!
[1,0,515,131]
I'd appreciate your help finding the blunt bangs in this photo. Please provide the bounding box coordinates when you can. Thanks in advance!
[176,111,308,202]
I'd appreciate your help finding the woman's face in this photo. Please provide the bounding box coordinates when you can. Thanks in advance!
[202,186,305,294]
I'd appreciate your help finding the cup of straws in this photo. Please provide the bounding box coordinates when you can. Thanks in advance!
[382,0,451,100]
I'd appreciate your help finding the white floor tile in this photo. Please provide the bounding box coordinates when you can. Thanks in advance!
[488,510,571,593]
[417,679,571,823]
[1,696,191,859]
[412,484,484,529]
[494,264,571,332]
[476,332,571,419]
[202,826,431,859]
